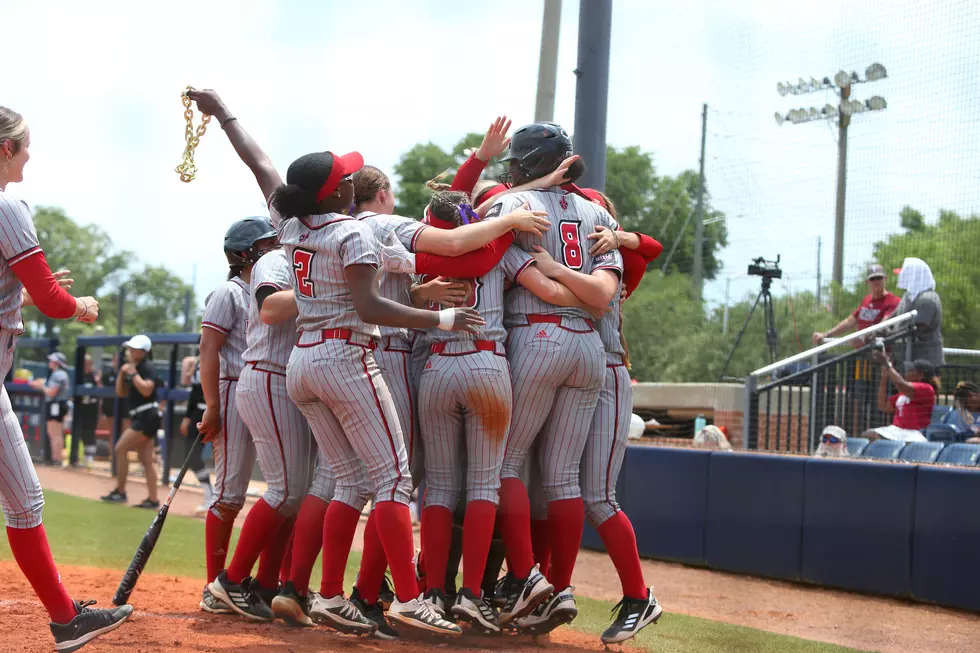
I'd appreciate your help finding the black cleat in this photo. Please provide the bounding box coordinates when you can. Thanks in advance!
[378,573,395,611]
[270,581,313,627]
[601,588,663,644]
[351,586,399,640]
[100,489,127,504]
[50,600,133,652]
[207,571,274,622]
[451,588,500,634]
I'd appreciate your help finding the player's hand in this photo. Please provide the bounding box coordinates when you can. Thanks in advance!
[450,308,486,334]
[418,277,471,306]
[476,116,512,161]
[587,225,620,255]
[871,350,890,367]
[812,332,825,345]
[539,155,581,189]
[583,302,611,320]
[185,88,231,123]
[75,296,99,324]
[179,417,189,438]
[505,202,550,236]
[53,269,74,291]
[531,246,563,278]
[198,405,222,443]
[119,363,136,376]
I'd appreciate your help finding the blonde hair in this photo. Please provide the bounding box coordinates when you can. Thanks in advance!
[424,168,454,193]
[353,165,391,210]
[0,107,28,153]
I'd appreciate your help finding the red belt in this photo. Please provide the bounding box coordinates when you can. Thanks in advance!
[430,340,497,355]
[526,314,595,330]
[297,328,376,349]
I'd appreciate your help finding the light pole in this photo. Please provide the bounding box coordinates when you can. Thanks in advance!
[775,63,888,311]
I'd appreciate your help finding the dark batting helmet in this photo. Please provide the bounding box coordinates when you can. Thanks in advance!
[500,122,573,182]
[224,217,278,266]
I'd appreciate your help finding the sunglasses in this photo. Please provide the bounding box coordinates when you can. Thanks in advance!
[340,174,353,183]
[822,434,841,444]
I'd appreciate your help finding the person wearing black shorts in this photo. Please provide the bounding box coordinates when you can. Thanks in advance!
[100,335,161,509]
[180,355,214,514]
[30,352,71,466]
[69,354,100,467]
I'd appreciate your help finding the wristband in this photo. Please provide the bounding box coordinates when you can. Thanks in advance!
[220,116,238,128]
[437,308,455,331]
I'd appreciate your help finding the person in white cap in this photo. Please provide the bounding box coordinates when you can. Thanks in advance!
[30,352,71,466]
[101,335,161,509]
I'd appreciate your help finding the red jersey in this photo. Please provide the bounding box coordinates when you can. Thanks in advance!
[852,292,900,331]
[889,382,936,430]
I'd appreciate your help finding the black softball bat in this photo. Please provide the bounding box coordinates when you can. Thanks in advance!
[112,431,204,606]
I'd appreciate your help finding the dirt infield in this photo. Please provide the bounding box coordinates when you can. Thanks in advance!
[0,563,612,653]
[25,466,980,653]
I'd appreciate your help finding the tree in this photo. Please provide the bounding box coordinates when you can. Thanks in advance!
[392,143,457,218]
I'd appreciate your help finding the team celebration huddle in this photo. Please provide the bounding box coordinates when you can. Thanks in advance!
[0,86,666,651]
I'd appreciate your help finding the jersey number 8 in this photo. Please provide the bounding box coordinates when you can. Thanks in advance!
[293,249,316,298]
[559,221,583,270]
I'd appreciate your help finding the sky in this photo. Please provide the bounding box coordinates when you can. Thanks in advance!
[3,0,978,313]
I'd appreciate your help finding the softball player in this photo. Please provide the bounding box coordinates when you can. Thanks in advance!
[197,218,275,617]
[0,104,132,651]
[488,122,623,626]
[30,352,70,465]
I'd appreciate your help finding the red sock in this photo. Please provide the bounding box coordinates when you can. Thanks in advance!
[319,501,361,597]
[530,518,551,577]
[7,526,77,624]
[596,511,648,599]
[374,501,419,602]
[421,505,453,592]
[205,511,236,583]
[279,527,295,585]
[547,497,584,590]
[354,510,387,605]
[461,500,496,593]
[288,495,328,595]
[226,499,286,584]
[498,477,534,579]
[256,516,295,590]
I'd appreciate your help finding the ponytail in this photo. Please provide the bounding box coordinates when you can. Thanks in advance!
[270,184,319,219]
[227,265,243,280]
[425,168,454,193]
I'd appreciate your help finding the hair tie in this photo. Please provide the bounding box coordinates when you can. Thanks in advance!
[457,203,480,225]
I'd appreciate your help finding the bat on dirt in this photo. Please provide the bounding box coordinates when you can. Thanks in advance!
[112,431,204,606]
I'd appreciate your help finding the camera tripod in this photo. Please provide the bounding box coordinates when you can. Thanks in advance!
[719,275,780,381]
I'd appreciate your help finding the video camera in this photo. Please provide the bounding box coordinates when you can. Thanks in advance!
[747,255,782,279]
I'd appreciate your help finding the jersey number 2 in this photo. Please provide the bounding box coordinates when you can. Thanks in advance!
[292,249,315,298]
[560,221,583,270]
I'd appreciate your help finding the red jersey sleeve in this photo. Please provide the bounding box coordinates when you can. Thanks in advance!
[620,233,663,298]
[415,232,514,278]
[633,233,664,264]
[11,251,77,319]
[451,152,489,196]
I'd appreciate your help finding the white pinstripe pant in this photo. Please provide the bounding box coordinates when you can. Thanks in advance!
[0,331,44,529]
[237,364,312,518]
[502,319,604,502]
[418,343,511,509]
[287,337,411,511]
[308,446,336,503]
[582,360,632,527]
[209,379,256,521]
[375,337,422,487]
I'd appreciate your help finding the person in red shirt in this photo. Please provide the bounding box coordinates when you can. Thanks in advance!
[864,353,938,442]
[812,263,900,347]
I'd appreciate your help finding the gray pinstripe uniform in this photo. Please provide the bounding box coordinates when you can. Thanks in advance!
[354,211,429,485]
[419,246,535,510]
[0,192,45,529]
[491,189,622,503]
[201,278,254,520]
[278,211,411,512]
[582,290,631,527]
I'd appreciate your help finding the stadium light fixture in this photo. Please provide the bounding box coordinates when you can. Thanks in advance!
[865,63,887,81]
[866,95,887,111]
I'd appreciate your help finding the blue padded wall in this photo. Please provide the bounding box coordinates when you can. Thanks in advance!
[802,459,916,597]
[621,446,710,565]
[706,453,805,580]
[912,466,980,611]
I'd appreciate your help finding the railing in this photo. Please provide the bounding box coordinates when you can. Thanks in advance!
[743,311,920,452]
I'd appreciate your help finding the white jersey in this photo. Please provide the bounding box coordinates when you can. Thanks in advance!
[489,188,623,325]
[276,211,381,339]
[243,249,297,370]
[354,211,428,341]
[0,191,42,333]
[201,277,249,379]
[422,245,534,344]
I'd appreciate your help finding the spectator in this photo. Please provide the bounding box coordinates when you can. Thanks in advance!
[814,425,849,457]
[863,352,937,442]
[892,257,944,367]
[812,263,900,347]
[950,380,980,441]
[30,352,71,465]
[69,354,100,468]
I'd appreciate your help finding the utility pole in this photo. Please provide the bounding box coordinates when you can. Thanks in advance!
[774,64,887,312]
[692,103,708,301]
[534,0,562,122]
[116,285,126,336]
[572,0,612,191]
[816,236,822,306]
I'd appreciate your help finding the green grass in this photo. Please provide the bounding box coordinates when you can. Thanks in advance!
[1,491,867,653]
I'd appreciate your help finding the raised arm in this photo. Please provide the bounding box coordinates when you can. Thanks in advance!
[474,155,580,217]
[186,89,283,203]
[414,205,548,257]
